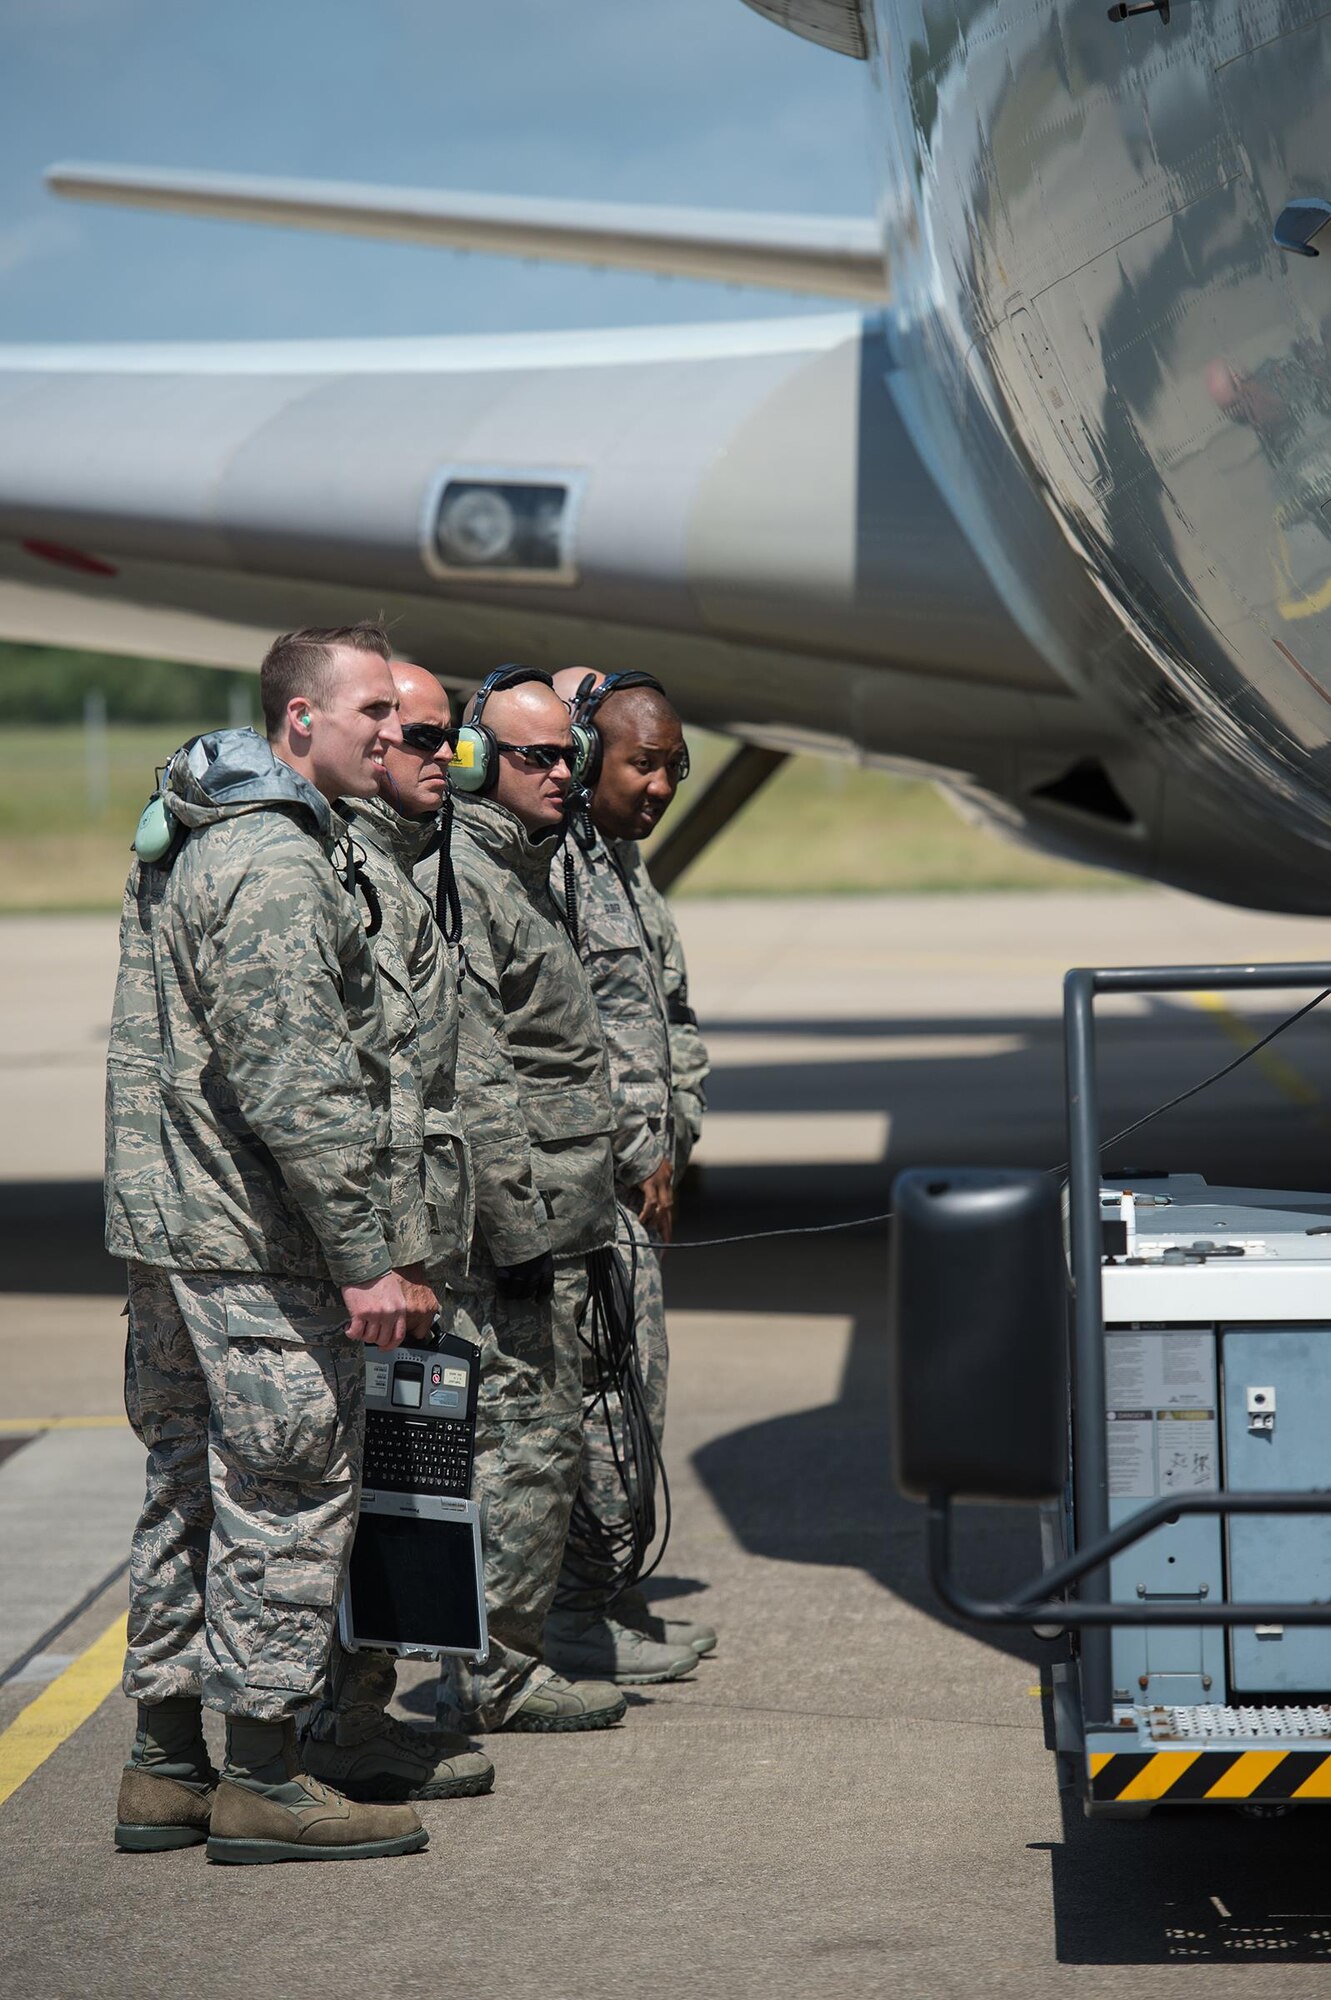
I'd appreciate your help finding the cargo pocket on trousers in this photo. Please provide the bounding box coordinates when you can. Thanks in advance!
[220,1338,343,1485]
[244,1552,339,1694]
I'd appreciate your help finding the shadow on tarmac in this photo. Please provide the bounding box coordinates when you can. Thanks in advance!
[1037,1793,1331,1962]
[668,1002,1331,1964]
[10,1000,1331,1961]
[669,998,1331,1653]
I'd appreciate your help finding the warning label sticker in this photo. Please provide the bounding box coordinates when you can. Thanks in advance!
[1106,1332,1217,1498]
[1155,1409,1217,1494]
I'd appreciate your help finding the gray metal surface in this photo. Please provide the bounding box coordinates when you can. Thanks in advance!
[1064,963,1331,1723]
[1107,1331,1225,1708]
[14,2,1331,912]
[1223,1327,1331,1694]
[870,0,1331,901]
[1148,1704,1331,1742]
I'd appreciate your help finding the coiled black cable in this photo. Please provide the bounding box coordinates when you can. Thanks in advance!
[557,791,598,953]
[434,790,464,947]
[340,833,382,938]
[556,1234,671,1608]
[561,845,581,954]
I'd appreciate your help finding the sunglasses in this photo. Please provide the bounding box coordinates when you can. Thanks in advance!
[496,740,575,771]
[399,723,460,755]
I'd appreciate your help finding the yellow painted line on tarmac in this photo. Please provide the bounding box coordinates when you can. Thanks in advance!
[0,1612,126,1811]
[0,1415,128,1434]
[1190,992,1331,1130]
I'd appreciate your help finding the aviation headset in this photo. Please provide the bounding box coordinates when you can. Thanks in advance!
[567,671,690,791]
[449,665,559,794]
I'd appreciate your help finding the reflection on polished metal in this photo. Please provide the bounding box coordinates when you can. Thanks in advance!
[17,6,1331,913]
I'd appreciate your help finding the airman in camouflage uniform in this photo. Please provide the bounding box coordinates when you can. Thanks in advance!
[435,672,634,1734]
[109,626,430,1866]
[299,663,492,1802]
[545,670,715,1678]
[636,852,710,1187]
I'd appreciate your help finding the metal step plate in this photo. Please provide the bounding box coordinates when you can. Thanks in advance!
[1147,1703,1331,1741]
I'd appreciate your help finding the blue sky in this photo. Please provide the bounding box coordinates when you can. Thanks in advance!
[1,1,876,343]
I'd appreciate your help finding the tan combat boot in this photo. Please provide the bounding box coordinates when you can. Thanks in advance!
[114,1696,217,1852]
[300,1710,494,1802]
[206,1717,427,1865]
[544,1607,698,1685]
[613,1585,718,1657]
[494,1671,628,1732]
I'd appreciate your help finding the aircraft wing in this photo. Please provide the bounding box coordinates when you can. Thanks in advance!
[46,163,886,303]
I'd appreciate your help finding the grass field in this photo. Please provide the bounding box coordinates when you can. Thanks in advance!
[0,723,1126,913]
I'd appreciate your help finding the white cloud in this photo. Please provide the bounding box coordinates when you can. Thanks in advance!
[0,212,78,282]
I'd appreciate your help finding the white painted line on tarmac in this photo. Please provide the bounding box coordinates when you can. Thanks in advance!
[0,1427,143,1678]
[0,1415,128,1433]
[691,1111,890,1168]
[704,1032,1024,1067]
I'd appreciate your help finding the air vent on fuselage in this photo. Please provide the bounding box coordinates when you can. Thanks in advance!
[1029,759,1137,826]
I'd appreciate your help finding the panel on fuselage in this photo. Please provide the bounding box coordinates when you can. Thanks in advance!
[972,2,1331,801]
[1210,18,1331,668]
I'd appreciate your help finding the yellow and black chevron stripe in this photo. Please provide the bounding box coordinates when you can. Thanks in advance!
[1090,1748,1331,1804]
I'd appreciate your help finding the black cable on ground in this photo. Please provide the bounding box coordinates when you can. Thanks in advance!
[669,985,1331,1252]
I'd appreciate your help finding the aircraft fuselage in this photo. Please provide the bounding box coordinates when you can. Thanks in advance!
[870,0,1331,904]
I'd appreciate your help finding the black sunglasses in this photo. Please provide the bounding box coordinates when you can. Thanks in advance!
[399,723,460,755]
[495,740,575,771]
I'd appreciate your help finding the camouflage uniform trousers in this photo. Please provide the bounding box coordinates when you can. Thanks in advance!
[121,1261,364,1722]
[308,1290,484,1743]
[434,1254,589,1732]
[555,1201,668,1618]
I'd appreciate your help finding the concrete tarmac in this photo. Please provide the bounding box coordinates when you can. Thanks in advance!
[5,890,1331,1995]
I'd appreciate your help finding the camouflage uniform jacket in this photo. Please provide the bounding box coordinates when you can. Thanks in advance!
[583,836,715,1176]
[554,826,673,1198]
[610,839,709,1179]
[105,729,393,1286]
[342,795,473,1279]
[450,793,615,1264]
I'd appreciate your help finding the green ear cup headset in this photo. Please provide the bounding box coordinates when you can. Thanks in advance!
[449,665,556,794]
[133,740,202,870]
[567,671,689,791]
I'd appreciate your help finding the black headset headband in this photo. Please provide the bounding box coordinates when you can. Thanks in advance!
[570,671,667,727]
[471,664,554,724]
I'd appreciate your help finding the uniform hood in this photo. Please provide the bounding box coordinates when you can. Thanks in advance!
[343,792,441,872]
[163,728,335,840]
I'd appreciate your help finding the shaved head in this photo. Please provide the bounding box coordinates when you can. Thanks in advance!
[378,658,453,818]
[552,666,603,706]
[595,683,681,747]
[478,681,576,834]
[580,680,687,843]
[478,680,569,739]
[390,659,448,713]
